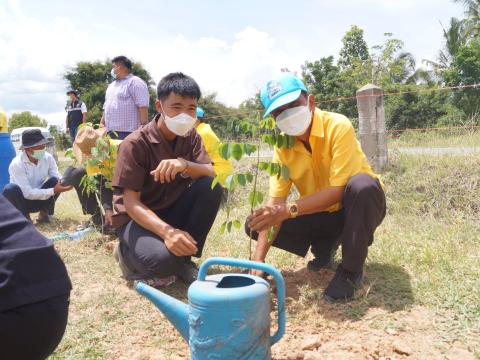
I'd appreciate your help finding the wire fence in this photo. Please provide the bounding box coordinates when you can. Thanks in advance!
[202,83,480,135]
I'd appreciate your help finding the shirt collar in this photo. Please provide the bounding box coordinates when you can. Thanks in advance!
[117,73,133,82]
[20,151,32,164]
[310,108,324,139]
[145,114,167,144]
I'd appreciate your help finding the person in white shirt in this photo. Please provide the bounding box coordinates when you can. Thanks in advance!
[2,129,72,223]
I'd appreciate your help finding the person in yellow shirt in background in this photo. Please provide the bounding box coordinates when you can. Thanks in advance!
[246,73,386,302]
[61,125,121,234]
[195,107,233,187]
[0,106,8,132]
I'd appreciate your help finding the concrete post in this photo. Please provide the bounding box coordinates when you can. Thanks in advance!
[356,84,388,172]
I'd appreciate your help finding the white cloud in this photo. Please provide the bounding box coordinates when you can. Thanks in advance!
[0,2,302,128]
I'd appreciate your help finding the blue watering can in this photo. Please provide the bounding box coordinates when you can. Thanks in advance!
[136,257,286,360]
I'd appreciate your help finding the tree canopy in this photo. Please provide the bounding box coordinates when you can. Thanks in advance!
[8,111,48,131]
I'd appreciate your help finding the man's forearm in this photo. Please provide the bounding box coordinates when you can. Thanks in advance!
[138,107,148,124]
[296,186,345,215]
[183,161,215,179]
[82,113,87,123]
[126,199,172,239]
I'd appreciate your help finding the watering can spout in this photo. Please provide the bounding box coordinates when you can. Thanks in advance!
[135,281,189,342]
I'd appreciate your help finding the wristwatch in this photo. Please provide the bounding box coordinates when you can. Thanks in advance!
[287,202,299,218]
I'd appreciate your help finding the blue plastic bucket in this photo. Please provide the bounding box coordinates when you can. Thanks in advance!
[0,133,16,192]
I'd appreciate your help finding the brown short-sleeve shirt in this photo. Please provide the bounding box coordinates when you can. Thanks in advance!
[111,115,211,228]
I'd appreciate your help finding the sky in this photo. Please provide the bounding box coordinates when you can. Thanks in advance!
[0,0,464,129]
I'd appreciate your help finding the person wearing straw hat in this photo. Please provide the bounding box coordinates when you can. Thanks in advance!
[62,125,121,233]
[246,73,386,302]
[194,106,233,187]
[2,129,72,222]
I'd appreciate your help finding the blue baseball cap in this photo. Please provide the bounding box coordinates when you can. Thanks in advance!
[260,73,308,118]
[196,106,205,119]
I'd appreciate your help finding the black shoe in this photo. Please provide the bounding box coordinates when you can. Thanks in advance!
[307,256,333,272]
[177,259,199,285]
[323,264,363,303]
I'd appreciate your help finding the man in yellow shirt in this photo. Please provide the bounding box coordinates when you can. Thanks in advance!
[247,73,386,302]
[195,107,233,186]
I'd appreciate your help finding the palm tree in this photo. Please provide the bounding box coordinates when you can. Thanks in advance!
[423,17,466,76]
[453,0,480,38]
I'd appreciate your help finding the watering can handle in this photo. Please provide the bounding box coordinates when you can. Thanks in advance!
[198,257,285,345]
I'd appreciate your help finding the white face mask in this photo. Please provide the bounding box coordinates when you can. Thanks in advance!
[275,105,312,136]
[162,107,196,137]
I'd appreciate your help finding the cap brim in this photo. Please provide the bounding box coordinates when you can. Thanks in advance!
[19,138,50,150]
[263,89,302,118]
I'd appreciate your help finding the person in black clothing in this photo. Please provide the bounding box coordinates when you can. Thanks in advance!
[0,194,72,360]
[65,90,87,140]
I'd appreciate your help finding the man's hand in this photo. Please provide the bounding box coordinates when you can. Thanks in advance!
[150,159,187,183]
[104,209,113,226]
[54,182,73,194]
[247,204,289,232]
[164,228,198,256]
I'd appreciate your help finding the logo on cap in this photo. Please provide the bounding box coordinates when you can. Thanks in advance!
[267,81,283,100]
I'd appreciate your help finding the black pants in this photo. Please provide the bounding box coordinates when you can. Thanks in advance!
[62,167,113,224]
[0,293,70,360]
[2,177,59,219]
[247,174,386,273]
[117,177,223,279]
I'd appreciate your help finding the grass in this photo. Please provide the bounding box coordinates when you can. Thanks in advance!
[388,128,480,148]
[40,136,480,359]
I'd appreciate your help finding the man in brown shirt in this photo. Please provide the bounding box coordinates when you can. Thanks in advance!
[112,72,223,286]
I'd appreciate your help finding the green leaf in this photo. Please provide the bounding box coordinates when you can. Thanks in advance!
[286,135,295,148]
[259,162,269,171]
[257,191,264,204]
[243,143,257,155]
[231,143,243,161]
[276,134,284,147]
[91,147,99,157]
[246,172,254,183]
[65,148,74,159]
[248,190,264,208]
[220,221,227,234]
[281,165,290,181]
[227,221,233,233]
[233,220,241,229]
[237,173,246,186]
[225,174,235,191]
[211,176,220,190]
[219,143,231,160]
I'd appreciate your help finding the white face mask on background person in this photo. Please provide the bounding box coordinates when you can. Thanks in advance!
[162,106,196,137]
[31,149,46,160]
[111,68,117,80]
[275,105,312,136]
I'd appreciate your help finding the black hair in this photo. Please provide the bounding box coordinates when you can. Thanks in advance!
[156,72,201,101]
[112,55,132,70]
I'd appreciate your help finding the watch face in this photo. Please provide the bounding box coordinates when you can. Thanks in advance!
[290,203,298,213]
